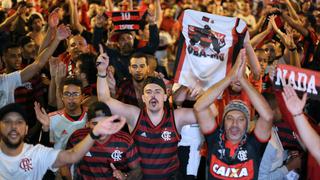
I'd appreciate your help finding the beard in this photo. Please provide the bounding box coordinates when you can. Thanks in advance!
[120,44,133,54]
[1,132,24,149]
[134,75,145,83]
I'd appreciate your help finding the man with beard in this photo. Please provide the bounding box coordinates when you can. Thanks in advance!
[0,24,71,109]
[74,53,97,97]
[193,51,273,179]
[0,102,126,179]
[13,36,47,144]
[104,12,159,83]
[19,36,37,66]
[116,52,149,107]
[96,50,198,179]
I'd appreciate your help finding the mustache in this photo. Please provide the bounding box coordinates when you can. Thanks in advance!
[149,98,158,103]
[8,130,20,135]
[228,127,241,131]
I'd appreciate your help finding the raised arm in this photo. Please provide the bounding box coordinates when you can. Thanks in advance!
[194,50,245,133]
[34,102,126,168]
[0,6,25,31]
[96,45,140,130]
[20,24,71,83]
[69,0,84,33]
[54,115,126,167]
[38,8,60,54]
[282,86,320,165]
[281,13,309,37]
[250,19,273,49]
[154,0,162,28]
[283,0,300,21]
[244,32,261,80]
[270,15,300,67]
[238,56,273,141]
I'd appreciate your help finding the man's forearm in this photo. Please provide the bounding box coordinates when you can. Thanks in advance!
[97,71,111,102]
[239,77,272,121]
[293,114,320,164]
[54,134,95,168]
[20,38,60,82]
[194,76,231,112]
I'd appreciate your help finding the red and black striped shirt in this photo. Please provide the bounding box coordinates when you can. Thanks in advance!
[116,79,139,107]
[67,128,140,179]
[14,74,46,127]
[131,108,180,179]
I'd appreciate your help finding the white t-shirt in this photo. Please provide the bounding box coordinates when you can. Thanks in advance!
[0,143,60,180]
[0,71,22,108]
[49,109,87,150]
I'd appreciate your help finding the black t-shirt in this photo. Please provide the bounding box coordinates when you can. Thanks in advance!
[205,128,268,180]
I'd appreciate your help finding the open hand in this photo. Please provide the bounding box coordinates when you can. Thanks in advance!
[49,8,60,28]
[282,85,307,116]
[56,24,71,40]
[34,102,50,131]
[92,115,126,136]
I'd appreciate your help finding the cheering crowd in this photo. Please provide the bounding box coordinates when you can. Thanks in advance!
[0,0,320,179]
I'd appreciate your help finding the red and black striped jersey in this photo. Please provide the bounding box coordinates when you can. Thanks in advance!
[67,128,140,179]
[131,108,180,179]
[14,74,46,127]
[116,79,139,107]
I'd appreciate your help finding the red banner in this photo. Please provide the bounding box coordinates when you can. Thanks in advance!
[273,64,320,100]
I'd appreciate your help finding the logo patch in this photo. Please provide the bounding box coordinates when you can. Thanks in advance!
[161,130,172,141]
[111,149,123,161]
[209,155,254,180]
[20,158,33,172]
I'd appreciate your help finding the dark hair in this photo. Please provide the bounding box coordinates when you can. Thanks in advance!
[18,36,33,47]
[130,52,148,65]
[143,76,166,94]
[28,14,42,31]
[3,43,21,53]
[76,53,98,85]
[87,101,112,121]
[0,103,28,123]
[61,76,83,93]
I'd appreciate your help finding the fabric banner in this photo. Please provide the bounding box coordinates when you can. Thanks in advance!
[273,64,320,100]
[174,9,247,90]
[107,9,146,32]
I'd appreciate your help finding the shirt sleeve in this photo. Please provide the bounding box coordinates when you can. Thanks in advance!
[34,144,61,172]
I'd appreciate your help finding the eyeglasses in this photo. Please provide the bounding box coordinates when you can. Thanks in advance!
[62,92,81,97]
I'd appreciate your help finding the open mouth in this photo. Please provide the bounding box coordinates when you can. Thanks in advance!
[149,99,158,107]
[229,127,240,136]
[8,131,19,139]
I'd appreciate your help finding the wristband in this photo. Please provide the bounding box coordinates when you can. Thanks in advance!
[97,73,107,78]
[293,112,303,117]
[90,130,100,140]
